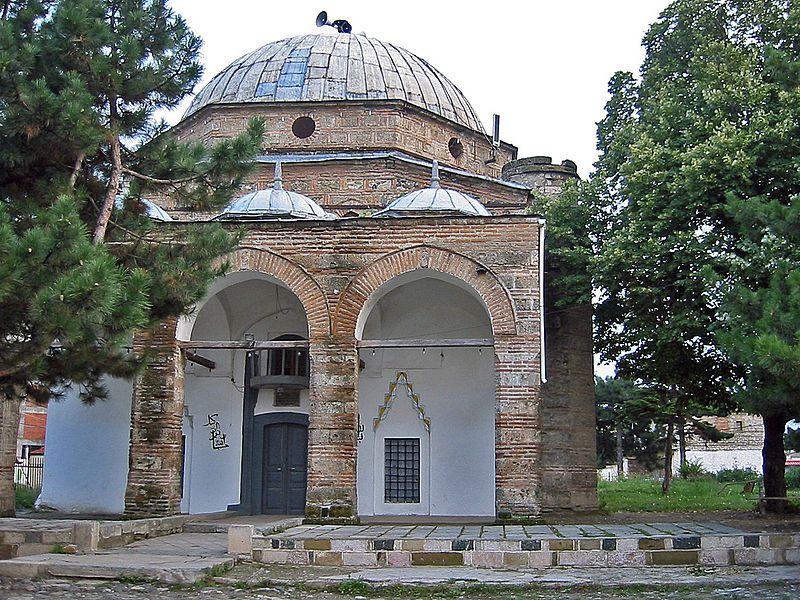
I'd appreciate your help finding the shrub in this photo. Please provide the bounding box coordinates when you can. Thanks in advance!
[15,486,39,509]
[680,459,708,479]
[786,467,800,490]
[716,467,760,483]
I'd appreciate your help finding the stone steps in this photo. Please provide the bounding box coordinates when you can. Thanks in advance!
[242,532,800,568]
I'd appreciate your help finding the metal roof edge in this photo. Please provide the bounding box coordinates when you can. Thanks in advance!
[254,151,531,191]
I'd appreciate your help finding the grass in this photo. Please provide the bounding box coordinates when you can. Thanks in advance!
[598,476,800,512]
[15,485,39,509]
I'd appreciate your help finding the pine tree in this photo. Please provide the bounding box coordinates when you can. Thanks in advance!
[0,1,264,515]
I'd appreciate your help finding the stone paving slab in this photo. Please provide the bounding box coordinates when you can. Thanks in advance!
[0,553,234,584]
[0,532,231,584]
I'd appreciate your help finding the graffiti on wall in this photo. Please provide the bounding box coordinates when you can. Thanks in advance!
[203,413,229,450]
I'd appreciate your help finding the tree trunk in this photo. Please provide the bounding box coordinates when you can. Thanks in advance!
[678,419,687,478]
[762,412,788,514]
[0,393,22,517]
[616,421,624,479]
[662,418,674,494]
[93,133,121,244]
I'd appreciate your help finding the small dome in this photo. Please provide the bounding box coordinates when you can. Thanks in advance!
[114,196,173,221]
[185,33,484,133]
[141,199,173,222]
[216,162,331,220]
[374,161,490,217]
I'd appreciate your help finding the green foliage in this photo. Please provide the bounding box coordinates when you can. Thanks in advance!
[528,182,596,307]
[786,468,800,490]
[716,467,761,483]
[679,459,707,479]
[591,0,800,504]
[14,485,38,509]
[0,1,263,407]
[596,377,665,471]
[336,580,374,595]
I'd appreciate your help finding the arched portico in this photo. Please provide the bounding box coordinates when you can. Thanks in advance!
[333,245,542,520]
[125,251,328,517]
[356,271,496,518]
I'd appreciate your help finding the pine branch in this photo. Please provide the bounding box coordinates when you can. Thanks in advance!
[121,166,202,186]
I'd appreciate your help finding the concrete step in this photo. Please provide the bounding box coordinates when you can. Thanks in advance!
[0,552,235,584]
[185,516,303,535]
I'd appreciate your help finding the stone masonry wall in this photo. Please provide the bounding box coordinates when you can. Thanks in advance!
[502,157,597,513]
[539,302,597,512]
[502,156,579,198]
[686,413,764,452]
[124,319,185,518]
[129,216,549,519]
[158,158,529,219]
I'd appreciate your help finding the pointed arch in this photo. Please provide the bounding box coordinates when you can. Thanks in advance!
[333,245,516,337]
[219,246,331,339]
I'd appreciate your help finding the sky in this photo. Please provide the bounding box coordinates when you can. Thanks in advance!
[166,1,676,378]
[167,0,673,179]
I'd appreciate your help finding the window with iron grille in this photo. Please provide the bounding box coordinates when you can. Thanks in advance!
[384,438,420,503]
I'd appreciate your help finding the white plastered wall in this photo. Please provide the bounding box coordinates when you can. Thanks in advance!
[181,272,309,514]
[685,450,763,474]
[357,275,495,517]
[38,377,133,514]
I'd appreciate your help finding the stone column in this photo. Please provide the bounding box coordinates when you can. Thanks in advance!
[494,334,542,518]
[306,336,358,521]
[0,396,21,517]
[539,301,597,512]
[124,318,185,517]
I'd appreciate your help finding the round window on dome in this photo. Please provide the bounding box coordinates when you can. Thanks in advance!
[448,137,464,159]
[292,116,316,139]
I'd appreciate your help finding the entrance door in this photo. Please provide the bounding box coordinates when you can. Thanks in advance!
[253,413,308,515]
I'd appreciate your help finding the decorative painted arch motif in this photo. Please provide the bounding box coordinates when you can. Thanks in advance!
[333,245,517,337]
[373,372,431,432]
[221,246,331,339]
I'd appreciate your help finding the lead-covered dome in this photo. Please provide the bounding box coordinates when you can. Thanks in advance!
[374,161,490,217]
[215,163,333,220]
[185,33,485,132]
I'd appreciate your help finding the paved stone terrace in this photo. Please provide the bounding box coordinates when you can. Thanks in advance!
[273,522,746,540]
[246,521,800,568]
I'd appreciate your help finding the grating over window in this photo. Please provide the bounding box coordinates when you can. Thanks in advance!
[384,438,420,503]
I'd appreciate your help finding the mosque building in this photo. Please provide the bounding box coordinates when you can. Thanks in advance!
[39,21,596,521]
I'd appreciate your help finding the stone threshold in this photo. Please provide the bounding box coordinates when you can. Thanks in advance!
[227,526,800,568]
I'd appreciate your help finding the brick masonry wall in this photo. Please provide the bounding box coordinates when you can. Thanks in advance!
[128,216,552,518]
[124,318,185,518]
[159,159,529,219]
[172,101,516,180]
